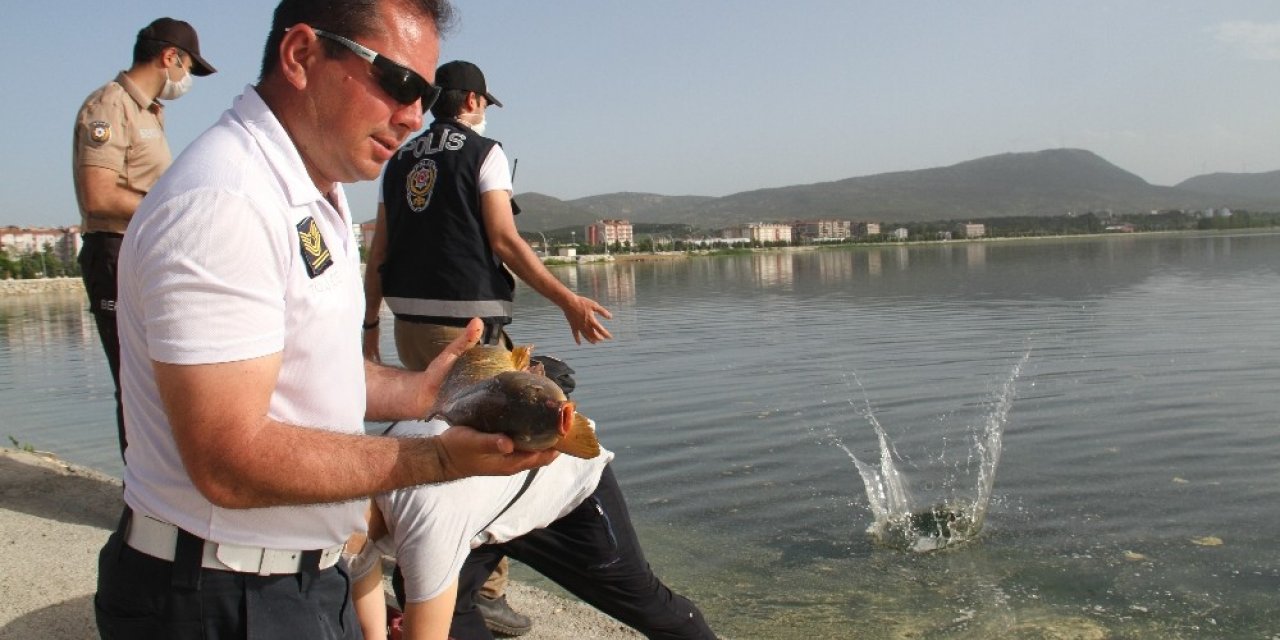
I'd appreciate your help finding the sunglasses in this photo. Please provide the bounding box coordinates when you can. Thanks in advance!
[312,29,440,109]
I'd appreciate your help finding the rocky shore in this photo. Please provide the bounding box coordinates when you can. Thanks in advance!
[0,448,639,639]
[0,277,83,295]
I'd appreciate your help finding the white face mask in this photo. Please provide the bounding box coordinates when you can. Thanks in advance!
[160,58,193,100]
[465,114,487,137]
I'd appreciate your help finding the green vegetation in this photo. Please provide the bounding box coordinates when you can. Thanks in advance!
[527,209,1279,256]
[7,435,36,453]
[1,247,78,280]
[917,209,1280,239]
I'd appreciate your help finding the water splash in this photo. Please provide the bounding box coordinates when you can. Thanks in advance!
[837,349,1031,552]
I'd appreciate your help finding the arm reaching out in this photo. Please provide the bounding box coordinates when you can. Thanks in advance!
[481,190,613,344]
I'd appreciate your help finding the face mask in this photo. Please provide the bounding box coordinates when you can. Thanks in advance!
[464,114,487,137]
[160,58,193,100]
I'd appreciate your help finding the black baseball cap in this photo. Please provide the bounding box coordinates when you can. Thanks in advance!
[139,18,217,76]
[435,60,502,107]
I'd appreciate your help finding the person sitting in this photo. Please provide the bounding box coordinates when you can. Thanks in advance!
[347,416,717,640]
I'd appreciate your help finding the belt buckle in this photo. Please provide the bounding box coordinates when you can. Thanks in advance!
[318,544,345,570]
[215,542,274,575]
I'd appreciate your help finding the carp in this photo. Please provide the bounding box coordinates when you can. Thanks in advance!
[432,344,600,459]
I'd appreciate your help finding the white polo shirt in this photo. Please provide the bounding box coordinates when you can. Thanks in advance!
[117,86,366,550]
[366,420,614,602]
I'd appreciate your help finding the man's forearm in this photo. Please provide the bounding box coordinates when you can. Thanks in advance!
[362,257,385,326]
[494,238,577,309]
[188,422,451,508]
[363,205,390,325]
[78,166,144,224]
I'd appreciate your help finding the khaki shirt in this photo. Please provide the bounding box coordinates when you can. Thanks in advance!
[72,72,170,233]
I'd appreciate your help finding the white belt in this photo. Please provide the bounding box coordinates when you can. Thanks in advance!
[125,513,345,576]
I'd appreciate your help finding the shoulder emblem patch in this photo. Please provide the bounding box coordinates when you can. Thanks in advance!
[406,158,437,213]
[297,217,334,278]
[88,121,112,145]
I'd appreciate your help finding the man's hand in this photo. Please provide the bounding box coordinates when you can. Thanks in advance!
[563,295,613,345]
[411,318,484,413]
[434,426,559,479]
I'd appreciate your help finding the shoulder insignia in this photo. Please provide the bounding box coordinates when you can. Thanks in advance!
[297,217,334,278]
[406,158,437,213]
[88,121,111,145]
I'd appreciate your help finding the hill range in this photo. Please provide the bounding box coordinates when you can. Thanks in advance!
[513,148,1280,233]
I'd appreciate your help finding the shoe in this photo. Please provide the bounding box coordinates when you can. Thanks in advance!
[474,594,533,637]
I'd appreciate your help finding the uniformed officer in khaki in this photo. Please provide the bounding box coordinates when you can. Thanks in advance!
[72,17,216,460]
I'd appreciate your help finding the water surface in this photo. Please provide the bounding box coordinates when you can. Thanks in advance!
[3,231,1278,638]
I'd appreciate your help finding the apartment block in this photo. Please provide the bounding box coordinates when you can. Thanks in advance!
[586,219,634,246]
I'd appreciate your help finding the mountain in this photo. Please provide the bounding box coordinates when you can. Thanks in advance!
[511,192,598,232]
[516,149,1280,231]
[570,192,715,221]
[646,149,1225,226]
[1175,170,1280,202]
[514,192,713,233]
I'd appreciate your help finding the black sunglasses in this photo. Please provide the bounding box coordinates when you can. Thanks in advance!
[312,29,440,109]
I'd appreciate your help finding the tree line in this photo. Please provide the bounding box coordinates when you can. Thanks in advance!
[1,246,78,279]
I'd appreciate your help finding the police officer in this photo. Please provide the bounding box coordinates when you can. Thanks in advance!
[362,60,613,637]
[72,17,216,460]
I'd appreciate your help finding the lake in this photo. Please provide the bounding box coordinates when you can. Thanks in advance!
[3,231,1279,638]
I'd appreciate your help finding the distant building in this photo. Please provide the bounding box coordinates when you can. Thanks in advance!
[1104,223,1136,233]
[355,221,377,251]
[792,219,850,242]
[587,219,633,247]
[1,226,82,264]
[723,223,792,243]
[697,236,749,247]
[889,227,909,240]
[936,231,953,241]
[855,222,881,238]
[959,223,985,239]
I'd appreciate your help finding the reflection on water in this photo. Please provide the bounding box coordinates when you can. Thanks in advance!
[6,232,1280,638]
[0,288,119,475]
[573,263,637,306]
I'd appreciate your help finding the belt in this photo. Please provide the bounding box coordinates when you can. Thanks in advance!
[125,513,345,576]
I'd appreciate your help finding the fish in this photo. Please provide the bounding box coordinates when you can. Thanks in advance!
[431,344,600,459]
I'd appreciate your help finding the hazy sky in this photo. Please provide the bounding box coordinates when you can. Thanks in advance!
[6,1,1279,227]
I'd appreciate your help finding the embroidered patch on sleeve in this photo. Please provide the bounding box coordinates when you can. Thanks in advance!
[88,121,112,145]
[297,217,334,278]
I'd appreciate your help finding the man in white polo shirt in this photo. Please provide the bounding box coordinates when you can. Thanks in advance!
[93,1,555,638]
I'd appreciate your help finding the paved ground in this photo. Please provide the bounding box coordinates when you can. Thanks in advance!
[0,448,639,639]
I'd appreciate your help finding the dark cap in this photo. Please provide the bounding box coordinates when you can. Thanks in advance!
[138,18,217,76]
[435,60,502,107]
[530,355,575,396]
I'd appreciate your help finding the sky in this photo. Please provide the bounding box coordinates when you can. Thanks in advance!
[5,1,1279,227]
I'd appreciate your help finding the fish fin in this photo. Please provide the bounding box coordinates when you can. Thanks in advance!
[555,412,600,459]
[511,345,533,371]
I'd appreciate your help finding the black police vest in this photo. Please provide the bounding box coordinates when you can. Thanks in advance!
[379,121,515,326]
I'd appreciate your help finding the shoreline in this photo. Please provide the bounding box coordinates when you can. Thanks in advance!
[6,228,1276,295]
[0,447,639,639]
